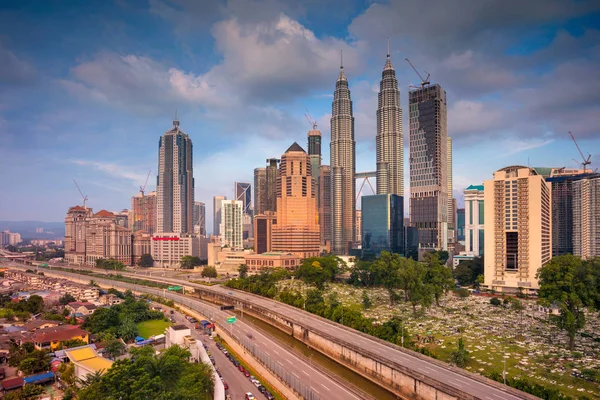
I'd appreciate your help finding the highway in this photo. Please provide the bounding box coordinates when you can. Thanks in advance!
[4,262,362,400]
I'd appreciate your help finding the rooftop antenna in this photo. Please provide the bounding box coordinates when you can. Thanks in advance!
[387,37,390,58]
[340,49,343,69]
[173,109,179,127]
[72,179,88,209]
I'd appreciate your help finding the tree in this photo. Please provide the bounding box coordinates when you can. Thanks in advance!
[105,339,125,359]
[201,265,218,278]
[450,338,470,367]
[537,254,594,350]
[398,258,433,316]
[305,289,327,316]
[3,384,44,400]
[59,362,76,387]
[490,297,501,306]
[59,293,76,305]
[238,264,248,279]
[180,256,202,269]
[371,251,402,305]
[453,264,473,286]
[58,339,88,349]
[423,253,454,306]
[137,253,154,268]
[362,290,372,309]
[96,258,125,270]
[296,256,342,289]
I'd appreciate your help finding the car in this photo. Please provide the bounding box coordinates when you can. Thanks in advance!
[223,382,229,390]
[252,380,261,388]
[238,365,245,372]
[169,310,174,314]
[245,393,255,400]
[244,370,251,377]
[264,392,275,400]
[189,318,197,323]
[202,343,208,350]
[233,360,240,367]
[258,385,266,394]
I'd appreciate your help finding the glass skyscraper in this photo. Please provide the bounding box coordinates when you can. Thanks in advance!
[361,194,404,256]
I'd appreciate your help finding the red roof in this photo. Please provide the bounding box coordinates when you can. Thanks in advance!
[70,205,86,211]
[32,325,88,344]
[94,210,114,217]
[1,377,24,390]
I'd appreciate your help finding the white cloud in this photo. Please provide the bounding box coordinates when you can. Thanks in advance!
[70,159,150,184]
[500,138,555,157]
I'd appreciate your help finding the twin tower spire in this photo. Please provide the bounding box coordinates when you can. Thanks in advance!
[329,40,403,254]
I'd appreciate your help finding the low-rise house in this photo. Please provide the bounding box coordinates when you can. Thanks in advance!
[31,325,89,350]
[99,294,123,306]
[66,301,97,316]
[64,345,113,382]
[20,319,62,332]
[5,270,100,302]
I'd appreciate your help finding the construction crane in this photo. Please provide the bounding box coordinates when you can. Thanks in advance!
[140,170,151,196]
[304,108,318,130]
[72,179,88,209]
[405,58,430,89]
[569,131,592,173]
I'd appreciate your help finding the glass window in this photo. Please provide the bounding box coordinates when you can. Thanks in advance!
[478,200,484,224]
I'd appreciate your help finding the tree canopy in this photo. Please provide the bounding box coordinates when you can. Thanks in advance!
[180,256,202,269]
[137,254,154,268]
[201,265,218,278]
[295,256,344,289]
[96,258,126,270]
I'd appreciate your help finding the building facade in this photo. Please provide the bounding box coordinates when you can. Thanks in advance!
[65,206,93,265]
[464,185,484,257]
[319,165,332,247]
[151,233,199,268]
[193,201,206,235]
[272,143,320,258]
[212,195,226,236]
[85,210,132,266]
[254,212,276,254]
[220,200,243,251]
[254,167,267,216]
[361,194,404,256]
[408,84,448,250]
[157,118,194,234]
[573,176,600,259]
[376,50,404,197]
[330,61,356,255]
[484,166,551,293]
[244,252,302,272]
[234,182,252,216]
[131,192,157,235]
[456,208,465,242]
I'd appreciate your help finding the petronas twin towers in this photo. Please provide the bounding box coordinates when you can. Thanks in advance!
[329,48,403,254]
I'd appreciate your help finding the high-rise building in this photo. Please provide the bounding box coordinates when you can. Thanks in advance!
[193,201,206,235]
[308,124,322,239]
[254,168,267,215]
[265,158,279,213]
[131,192,157,235]
[464,185,484,257]
[220,200,243,251]
[456,208,465,241]
[157,118,194,234]
[65,205,93,265]
[254,211,276,254]
[361,194,404,257]
[213,195,226,236]
[573,175,600,259]
[355,210,362,244]
[330,57,356,255]
[272,143,320,258]
[408,84,448,250]
[376,48,403,196]
[484,166,551,294]
[86,210,132,267]
[319,165,332,246]
[447,137,453,228]
[235,182,252,216]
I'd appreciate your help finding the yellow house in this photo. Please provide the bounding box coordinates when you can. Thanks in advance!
[32,326,89,350]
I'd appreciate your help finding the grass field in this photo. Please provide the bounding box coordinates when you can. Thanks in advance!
[137,319,170,339]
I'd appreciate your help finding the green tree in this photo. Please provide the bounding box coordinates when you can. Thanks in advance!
[201,265,218,278]
[371,251,402,306]
[59,293,77,305]
[180,256,202,269]
[58,339,88,349]
[238,264,248,279]
[296,256,343,289]
[490,297,501,306]
[78,370,105,388]
[305,289,327,316]
[105,339,125,359]
[137,254,154,268]
[423,253,455,306]
[362,290,372,309]
[18,349,51,375]
[3,384,44,400]
[59,362,76,387]
[398,258,433,316]
[450,338,470,367]
[453,264,473,286]
[537,254,594,350]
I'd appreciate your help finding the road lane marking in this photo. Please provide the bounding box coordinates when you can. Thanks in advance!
[448,379,463,388]
[286,359,293,364]
[321,384,330,391]
[272,350,279,355]
[302,370,309,375]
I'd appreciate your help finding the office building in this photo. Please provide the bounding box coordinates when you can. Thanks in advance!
[447,137,453,227]
[220,200,244,251]
[330,58,356,255]
[235,182,252,216]
[254,167,267,215]
[157,118,194,234]
[265,158,279,213]
[376,47,404,196]
[213,196,226,236]
[573,176,600,259]
[85,210,132,266]
[308,123,322,189]
[272,142,320,258]
[408,84,448,251]
[193,201,206,235]
[151,233,199,268]
[132,231,152,264]
[131,192,156,235]
[464,185,484,256]
[65,206,93,265]
[355,210,362,245]
[456,208,465,242]
[361,194,404,256]
[319,165,332,247]
[484,166,551,294]
[254,212,276,254]
[244,252,302,272]
[0,231,22,246]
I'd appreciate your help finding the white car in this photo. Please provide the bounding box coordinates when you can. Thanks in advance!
[245,393,255,400]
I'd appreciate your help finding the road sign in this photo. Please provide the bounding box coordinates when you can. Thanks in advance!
[168,286,182,291]
[226,316,236,324]
[220,305,234,311]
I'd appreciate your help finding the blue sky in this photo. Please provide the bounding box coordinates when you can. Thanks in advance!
[1,0,599,231]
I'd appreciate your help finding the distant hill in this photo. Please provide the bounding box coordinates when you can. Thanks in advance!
[0,221,64,239]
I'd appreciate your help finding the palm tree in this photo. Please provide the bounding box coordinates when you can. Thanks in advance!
[78,370,104,387]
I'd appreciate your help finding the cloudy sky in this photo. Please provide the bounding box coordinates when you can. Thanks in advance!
[1,0,599,231]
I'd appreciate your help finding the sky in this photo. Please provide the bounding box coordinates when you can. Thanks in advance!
[1,0,599,232]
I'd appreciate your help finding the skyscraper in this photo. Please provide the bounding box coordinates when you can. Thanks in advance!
[319,165,332,246]
[193,201,206,235]
[308,123,322,194]
[361,194,404,257]
[447,137,453,227]
[254,168,267,215]
[408,84,448,250]
[272,143,320,258]
[484,166,551,294]
[330,55,356,255]
[157,118,194,234]
[376,46,403,196]
[235,182,252,215]
[220,200,244,250]
[464,185,484,256]
[213,195,226,236]
[131,191,156,235]
[573,175,600,259]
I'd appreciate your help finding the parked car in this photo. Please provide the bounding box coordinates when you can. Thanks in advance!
[244,370,251,377]
[245,393,255,400]
[169,310,174,314]
[258,385,266,394]
[264,392,275,400]
[223,382,229,390]
[233,360,240,367]
[238,365,245,372]
[189,317,197,323]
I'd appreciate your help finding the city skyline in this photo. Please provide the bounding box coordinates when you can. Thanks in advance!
[1,1,599,233]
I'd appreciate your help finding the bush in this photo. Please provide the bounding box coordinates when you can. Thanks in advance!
[454,288,470,298]
[201,266,218,278]
[490,297,502,306]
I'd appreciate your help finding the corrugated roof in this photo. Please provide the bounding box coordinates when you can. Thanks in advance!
[67,347,97,362]
[79,357,112,372]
